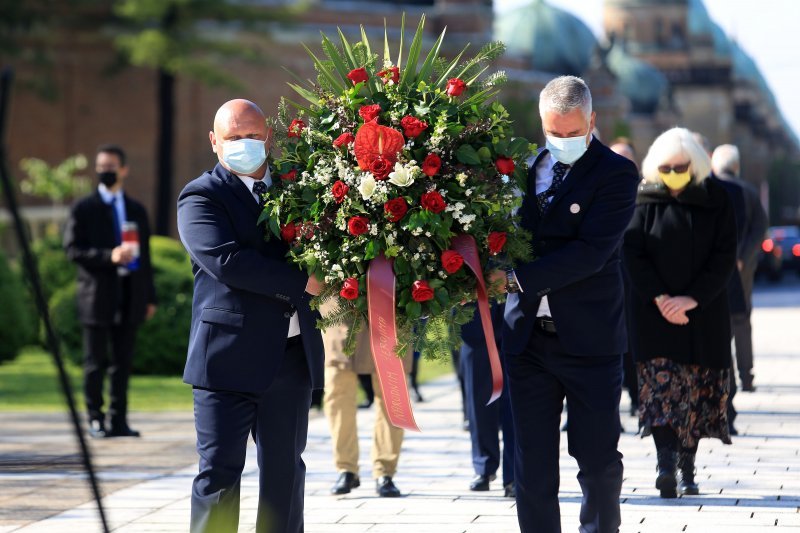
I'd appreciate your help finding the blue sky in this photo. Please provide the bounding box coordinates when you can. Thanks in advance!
[495,0,800,140]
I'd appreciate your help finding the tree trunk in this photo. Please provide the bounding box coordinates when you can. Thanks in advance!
[154,68,174,236]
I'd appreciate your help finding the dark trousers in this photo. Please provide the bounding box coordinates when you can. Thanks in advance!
[461,346,515,485]
[508,330,623,533]
[82,321,138,423]
[190,339,312,533]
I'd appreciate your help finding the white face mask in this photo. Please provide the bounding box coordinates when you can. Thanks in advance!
[221,138,266,175]
[545,130,591,165]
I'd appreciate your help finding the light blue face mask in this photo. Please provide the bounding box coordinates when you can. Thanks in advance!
[221,138,266,175]
[545,130,591,165]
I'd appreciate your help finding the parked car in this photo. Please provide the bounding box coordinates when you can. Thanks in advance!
[757,226,800,281]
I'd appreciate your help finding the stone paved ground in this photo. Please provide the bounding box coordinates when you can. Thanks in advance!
[1,280,798,532]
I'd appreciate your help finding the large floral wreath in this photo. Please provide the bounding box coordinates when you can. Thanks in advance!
[261,15,533,359]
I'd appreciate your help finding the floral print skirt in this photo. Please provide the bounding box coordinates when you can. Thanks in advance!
[638,357,732,449]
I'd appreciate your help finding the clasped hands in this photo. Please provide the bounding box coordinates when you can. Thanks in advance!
[654,294,698,325]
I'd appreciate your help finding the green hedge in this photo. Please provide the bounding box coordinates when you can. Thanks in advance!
[0,250,36,364]
[50,236,194,375]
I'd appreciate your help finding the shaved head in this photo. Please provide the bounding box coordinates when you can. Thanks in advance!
[209,99,271,177]
[610,142,635,163]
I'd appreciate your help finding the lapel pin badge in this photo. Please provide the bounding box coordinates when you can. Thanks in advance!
[570,203,581,214]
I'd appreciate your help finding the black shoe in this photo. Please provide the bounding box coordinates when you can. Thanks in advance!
[412,387,424,402]
[629,403,639,417]
[106,422,141,438]
[741,375,756,392]
[376,476,401,497]
[87,419,107,439]
[678,451,700,496]
[503,482,516,498]
[357,400,373,409]
[469,474,496,491]
[729,423,739,436]
[462,419,470,432]
[331,472,360,495]
[655,449,678,498]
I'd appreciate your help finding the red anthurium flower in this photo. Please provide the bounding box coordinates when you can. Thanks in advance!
[280,221,297,242]
[359,104,382,123]
[422,153,442,177]
[400,115,428,138]
[487,231,507,255]
[384,197,408,222]
[420,190,446,214]
[333,132,355,148]
[288,119,306,138]
[332,180,349,204]
[377,66,400,84]
[347,216,369,236]
[441,250,464,274]
[495,156,515,176]
[340,277,359,300]
[347,67,369,85]
[411,280,435,302]
[445,78,467,97]
[280,169,297,181]
[353,119,405,178]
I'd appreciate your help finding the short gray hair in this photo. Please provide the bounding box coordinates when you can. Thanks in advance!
[641,127,712,185]
[539,76,592,120]
[711,144,741,176]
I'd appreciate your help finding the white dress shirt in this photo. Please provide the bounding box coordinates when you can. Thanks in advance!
[534,152,572,318]
[235,170,301,338]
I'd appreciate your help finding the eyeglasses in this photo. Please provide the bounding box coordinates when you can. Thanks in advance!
[657,162,690,174]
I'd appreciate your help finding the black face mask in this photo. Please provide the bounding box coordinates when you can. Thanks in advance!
[98,171,118,188]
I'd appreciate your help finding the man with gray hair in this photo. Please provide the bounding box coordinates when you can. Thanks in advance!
[498,76,639,532]
[711,144,768,391]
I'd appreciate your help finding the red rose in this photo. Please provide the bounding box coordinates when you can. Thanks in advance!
[400,115,428,138]
[445,78,467,97]
[441,250,464,274]
[369,156,393,180]
[288,119,305,138]
[377,66,400,84]
[280,169,297,181]
[422,153,442,177]
[495,156,516,176]
[384,197,408,223]
[280,221,297,242]
[347,67,369,85]
[359,104,382,123]
[340,277,359,300]
[411,280,435,302]
[347,215,369,236]
[420,190,446,214]
[332,180,349,204]
[487,231,507,255]
[333,132,355,148]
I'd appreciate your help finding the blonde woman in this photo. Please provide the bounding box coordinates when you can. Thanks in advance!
[623,127,736,498]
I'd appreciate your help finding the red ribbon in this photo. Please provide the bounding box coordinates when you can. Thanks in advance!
[451,234,504,405]
[367,254,420,431]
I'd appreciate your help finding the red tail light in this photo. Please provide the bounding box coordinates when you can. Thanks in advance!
[793,244,800,257]
[762,239,774,253]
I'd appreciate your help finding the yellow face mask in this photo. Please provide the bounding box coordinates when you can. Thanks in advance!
[659,170,691,191]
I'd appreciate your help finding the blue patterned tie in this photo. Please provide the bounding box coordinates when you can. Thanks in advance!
[252,180,269,206]
[109,197,121,244]
[537,161,570,214]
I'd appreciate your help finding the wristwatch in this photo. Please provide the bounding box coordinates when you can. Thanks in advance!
[505,269,521,293]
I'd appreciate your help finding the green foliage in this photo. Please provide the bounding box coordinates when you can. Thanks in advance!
[31,234,76,303]
[19,154,91,204]
[0,251,36,364]
[50,236,194,375]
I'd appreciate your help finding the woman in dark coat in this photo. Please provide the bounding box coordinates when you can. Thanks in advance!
[623,127,737,498]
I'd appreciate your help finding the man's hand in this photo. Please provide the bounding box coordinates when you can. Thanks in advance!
[487,269,507,293]
[737,259,744,272]
[145,304,157,321]
[111,245,134,265]
[305,274,324,296]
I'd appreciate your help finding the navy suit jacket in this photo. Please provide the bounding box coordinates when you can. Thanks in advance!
[503,139,640,357]
[177,163,324,392]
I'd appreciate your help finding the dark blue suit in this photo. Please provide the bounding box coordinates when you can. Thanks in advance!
[177,163,324,533]
[459,302,515,486]
[504,140,639,533]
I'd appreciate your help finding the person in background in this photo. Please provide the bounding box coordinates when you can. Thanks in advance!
[460,302,515,497]
[64,144,157,439]
[711,144,768,392]
[322,324,410,498]
[624,127,735,498]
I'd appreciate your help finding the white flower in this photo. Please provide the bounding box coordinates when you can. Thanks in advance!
[358,174,377,200]
[388,162,415,188]
[456,173,469,186]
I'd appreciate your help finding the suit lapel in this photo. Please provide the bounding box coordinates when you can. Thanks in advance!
[214,164,261,218]
[547,138,603,212]
[521,150,550,231]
